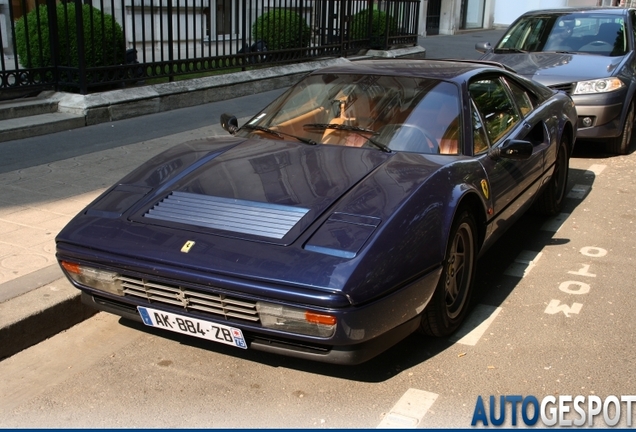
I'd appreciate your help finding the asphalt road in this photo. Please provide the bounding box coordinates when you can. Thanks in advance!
[2,29,636,428]
[0,88,288,174]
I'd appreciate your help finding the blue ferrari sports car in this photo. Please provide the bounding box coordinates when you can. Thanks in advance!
[56,59,577,364]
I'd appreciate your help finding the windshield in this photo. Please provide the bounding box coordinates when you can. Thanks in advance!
[497,13,627,56]
[239,74,461,154]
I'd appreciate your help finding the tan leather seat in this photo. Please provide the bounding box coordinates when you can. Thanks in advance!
[322,99,367,146]
[439,138,458,155]
[437,117,459,155]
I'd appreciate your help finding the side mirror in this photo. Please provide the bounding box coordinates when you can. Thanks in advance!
[475,41,492,54]
[220,113,239,134]
[488,139,533,160]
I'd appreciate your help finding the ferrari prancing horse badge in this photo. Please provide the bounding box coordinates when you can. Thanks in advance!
[481,179,489,199]
[181,240,195,253]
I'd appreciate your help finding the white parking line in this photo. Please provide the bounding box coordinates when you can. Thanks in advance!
[503,250,543,277]
[451,304,502,346]
[541,213,570,233]
[586,164,607,176]
[566,184,591,200]
[378,388,438,428]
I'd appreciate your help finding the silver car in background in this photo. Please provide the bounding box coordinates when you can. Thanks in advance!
[477,7,636,155]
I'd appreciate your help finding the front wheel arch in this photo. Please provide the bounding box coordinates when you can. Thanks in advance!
[607,98,635,155]
[420,208,478,337]
[533,134,570,216]
[454,193,487,254]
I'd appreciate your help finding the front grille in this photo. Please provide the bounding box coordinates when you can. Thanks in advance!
[119,275,259,323]
[549,82,576,95]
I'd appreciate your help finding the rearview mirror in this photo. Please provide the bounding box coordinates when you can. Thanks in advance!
[220,113,239,134]
[488,139,533,160]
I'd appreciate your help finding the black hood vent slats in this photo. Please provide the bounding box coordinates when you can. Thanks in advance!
[144,191,309,239]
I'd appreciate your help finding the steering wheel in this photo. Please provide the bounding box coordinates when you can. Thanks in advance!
[581,40,613,50]
[376,124,438,153]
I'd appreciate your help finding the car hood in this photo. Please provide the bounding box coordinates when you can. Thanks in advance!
[482,52,627,85]
[121,137,392,244]
[57,136,451,299]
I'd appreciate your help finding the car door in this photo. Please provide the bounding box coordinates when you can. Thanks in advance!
[469,74,549,231]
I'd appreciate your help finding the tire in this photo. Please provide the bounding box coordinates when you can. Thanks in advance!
[533,136,569,216]
[420,210,477,337]
[607,100,634,155]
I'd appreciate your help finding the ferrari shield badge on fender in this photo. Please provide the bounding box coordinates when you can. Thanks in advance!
[181,240,195,253]
[481,179,490,199]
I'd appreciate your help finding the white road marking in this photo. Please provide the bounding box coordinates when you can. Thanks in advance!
[544,299,583,317]
[378,388,438,428]
[568,264,596,278]
[586,164,607,176]
[503,250,543,277]
[566,184,591,200]
[559,281,591,295]
[541,213,570,233]
[451,304,502,346]
[580,246,608,257]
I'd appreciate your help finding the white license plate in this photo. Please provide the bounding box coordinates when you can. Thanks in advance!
[137,306,247,349]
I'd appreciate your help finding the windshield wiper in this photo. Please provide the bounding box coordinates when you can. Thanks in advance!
[242,124,317,145]
[543,50,575,54]
[303,123,391,153]
[494,47,528,53]
[304,123,376,134]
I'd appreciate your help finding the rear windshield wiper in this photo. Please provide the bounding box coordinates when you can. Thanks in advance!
[242,124,317,145]
[303,123,391,153]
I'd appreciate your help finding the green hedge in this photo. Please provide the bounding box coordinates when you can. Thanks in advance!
[350,9,398,49]
[252,9,311,51]
[15,3,125,81]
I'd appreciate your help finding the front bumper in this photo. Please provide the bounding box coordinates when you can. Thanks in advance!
[67,261,441,365]
[82,291,423,364]
[573,92,625,140]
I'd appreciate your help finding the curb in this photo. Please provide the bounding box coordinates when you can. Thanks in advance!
[57,47,425,126]
[0,47,426,143]
[0,277,98,360]
[59,57,351,125]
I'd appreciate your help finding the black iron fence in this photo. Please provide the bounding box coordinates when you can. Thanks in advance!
[0,0,420,95]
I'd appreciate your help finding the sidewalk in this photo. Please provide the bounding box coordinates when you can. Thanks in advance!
[0,28,507,359]
[0,118,247,358]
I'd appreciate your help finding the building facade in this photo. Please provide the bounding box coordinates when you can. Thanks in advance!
[421,0,611,36]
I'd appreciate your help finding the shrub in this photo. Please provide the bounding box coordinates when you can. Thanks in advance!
[252,9,311,52]
[15,3,125,84]
[350,9,398,49]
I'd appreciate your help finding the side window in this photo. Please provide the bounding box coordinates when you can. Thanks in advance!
[469,77,520,144]
[499,17,547,51]
[471,100,489,155]
[506,79,535,117]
